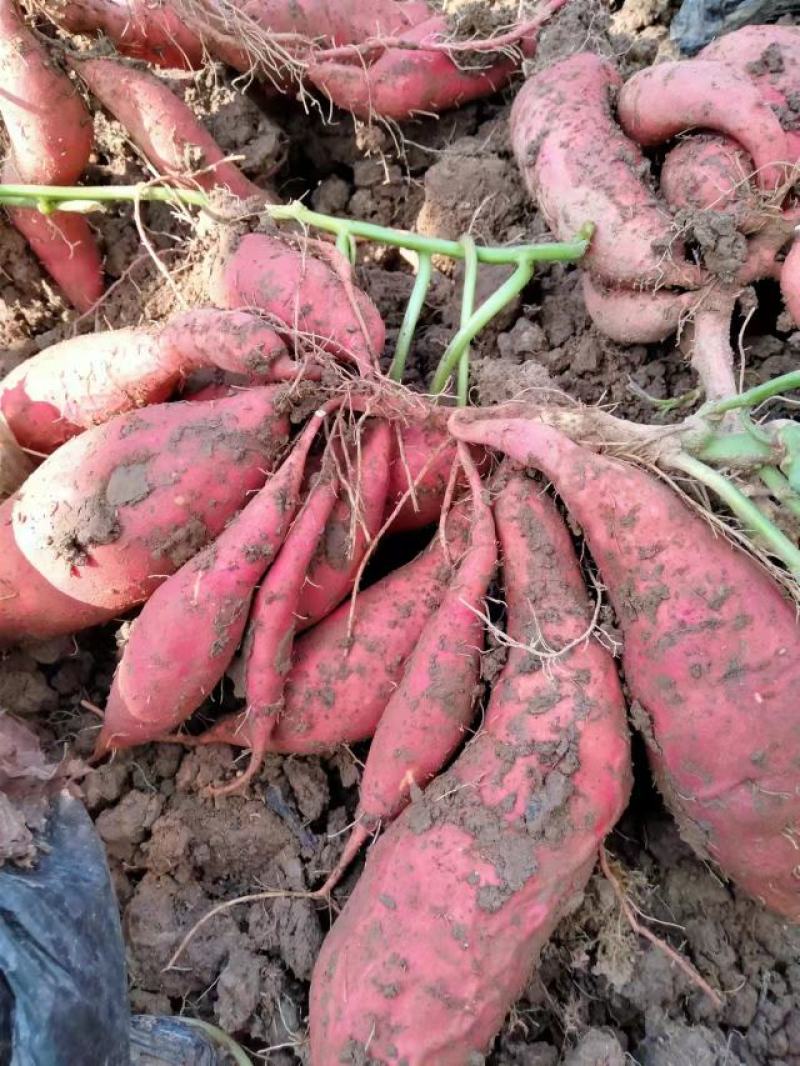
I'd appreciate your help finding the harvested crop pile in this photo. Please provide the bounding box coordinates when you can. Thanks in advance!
[2,1,800,1063]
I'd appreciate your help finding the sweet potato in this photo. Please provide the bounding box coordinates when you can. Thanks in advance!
[582,274,695,344]
[617,60,788,192]
[209,231,385,375]
[74,57,269,202]
[0,0,102,310]
[46,0,206,68]
[660,134,756,211]
[2,165,104,314]
[182,498,472,757]
[95,403,335,759]
[510,52,704,289]
[308,469,631,1064]
[0,496,117,645]
[296,420,391,631]
[306,13,518,121]
[199,472,341,794]
[450,407,800,920]
[383,418,456,531]
[0,309,304,453]
[701,25,800,163]
[317,445,496,892]
[11,387,289,611]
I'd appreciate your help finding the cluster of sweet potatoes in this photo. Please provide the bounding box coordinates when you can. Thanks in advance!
[0,0,567,312]
[510,27,800,398]
[3,3,800,1062]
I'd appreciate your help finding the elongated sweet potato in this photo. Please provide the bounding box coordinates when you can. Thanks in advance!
[185,498,472,757]
[209,231,385,375]
[47,0,206,68]
[11,387,289,611]
[2,170,104,314]
[74,57,269,202]
[618,60,788,192]
[781,239,800,327]
[450,407,800,920]
[95,404,335,759]
[0,1,102,310]
[0,309,302,453]
[309,468,631,1064]
[510,52,703,289]
[296,420,391,630]
[317,445,496,892]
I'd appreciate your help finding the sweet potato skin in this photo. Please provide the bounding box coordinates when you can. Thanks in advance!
[450,409,800,920]
[75,58,268,201]
[617,60,787,191]
[190,508,467,757]
[0,2,102,310]
[209,232,385,374]
[309,471,630,1064]
[0,310,295,453]
[296,420,391,630]
[12,388,290,612]
[701,25,800,163]
[582,275,695,344]
[510,52,703,289]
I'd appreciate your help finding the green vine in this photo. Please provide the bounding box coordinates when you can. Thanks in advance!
[0,182,592,399]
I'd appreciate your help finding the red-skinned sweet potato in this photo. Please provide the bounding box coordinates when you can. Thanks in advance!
[46,0,206,68]
[701,25,800,163]
[11,387,289,611]
[296,420,391,631]
[0,495,118,645]
[95,403,336,760]
[317,444,496,892]
[74,57,271,202]
[617,60,788,192]
[450,407,800,920]
[0,0,103,310]
[308,468,631,1063]
[181,496,472,757]
[582,274,695,344]
[660,135,756,218]
[510,52,704,289]
[209,231,385,375]
[0,309,306,453]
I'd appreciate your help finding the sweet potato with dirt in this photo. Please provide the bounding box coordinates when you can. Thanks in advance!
[306,12,519,121]
[296,420,391,631]
[701,25,800,163]
[0,309,306,453]
[617,60,788,192]
[582,275,695,344]
[317,445,496,891]
[510,51,704,289]
[309,469,631,1064]
[95,404,335,760]
[0,496,118,645]
[183,497,472,757]
[209,231,385,374]
[450,407,800,920]
[660,135,757,218]
[74,57,270,202]
[0,0,102,310]
[11,387,289,612]
[46,0,207,68]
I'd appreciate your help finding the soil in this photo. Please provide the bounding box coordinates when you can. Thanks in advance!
[2,1,800,1064]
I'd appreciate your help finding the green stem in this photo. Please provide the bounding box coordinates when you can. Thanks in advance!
[0,183,592,267]
[335,227,356,264]
[457,236,478,407]
[431,260,536,395]
[670,453,800,574]
[705,370,800,415]
[692,430,776,468]
[388,252,432,382]
[759,466,800,521]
